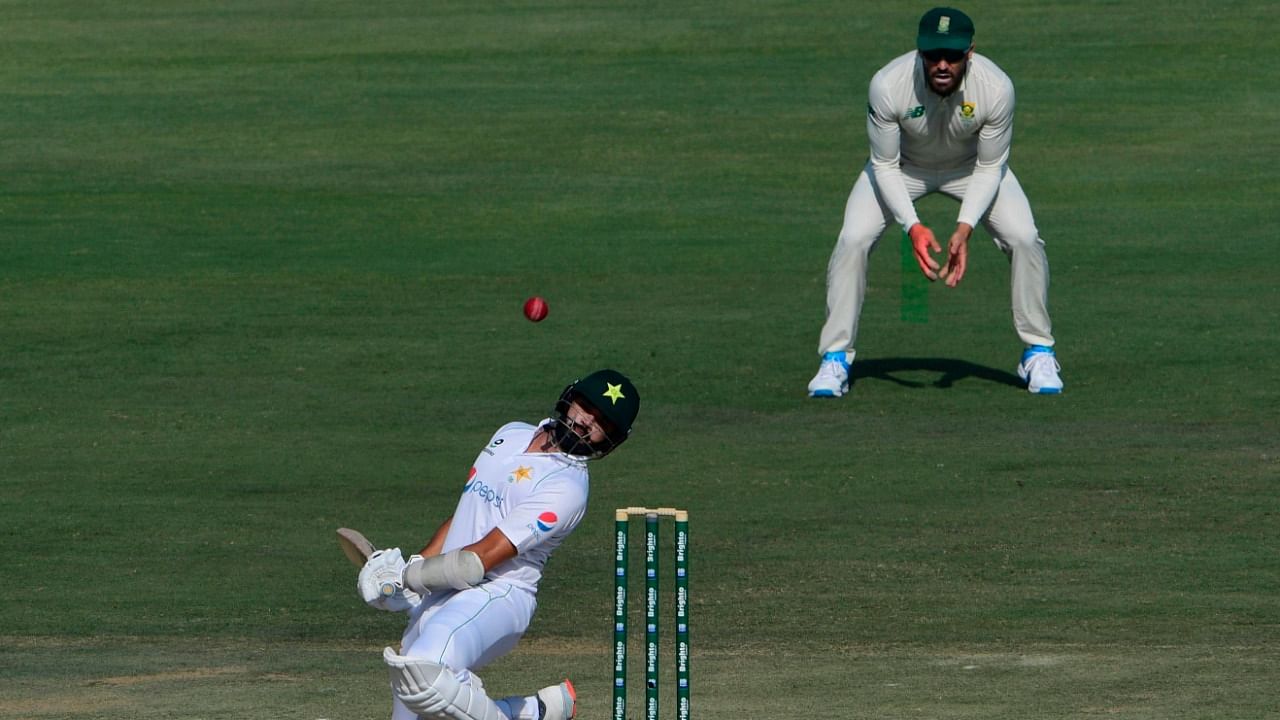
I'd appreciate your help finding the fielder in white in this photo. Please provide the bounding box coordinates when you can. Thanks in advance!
[356,370,640,720]
[809,6,1065,398]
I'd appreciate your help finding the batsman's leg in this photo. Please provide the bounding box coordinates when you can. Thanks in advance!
[495,681,576,720]
[394,584,535,720]
[385,648,505,720]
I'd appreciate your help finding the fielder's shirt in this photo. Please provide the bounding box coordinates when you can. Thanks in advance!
[866,50,1015,230]
[442,420,589,593]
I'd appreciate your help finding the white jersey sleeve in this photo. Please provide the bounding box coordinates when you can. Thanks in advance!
[495,470,588,555]
[867,66,922,230]
[442,420,590,593]
[863,51,1019,229]
[956,69,1014,227]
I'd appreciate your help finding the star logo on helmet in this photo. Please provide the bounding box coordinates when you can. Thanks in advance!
[603,383,626,405]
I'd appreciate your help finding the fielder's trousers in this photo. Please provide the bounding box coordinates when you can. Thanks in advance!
[818,161,1055,356]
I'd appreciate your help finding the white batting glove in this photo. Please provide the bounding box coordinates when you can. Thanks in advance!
[358,548,422,612]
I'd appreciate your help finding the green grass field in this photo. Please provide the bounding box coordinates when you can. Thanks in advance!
[2,1,1278,718]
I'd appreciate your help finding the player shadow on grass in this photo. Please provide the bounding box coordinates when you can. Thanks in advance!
[851,357,1023,390]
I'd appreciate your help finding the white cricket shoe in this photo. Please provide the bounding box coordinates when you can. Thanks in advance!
[1017,346,1063,394]
[807,350,854,398]
[536,679,576,720]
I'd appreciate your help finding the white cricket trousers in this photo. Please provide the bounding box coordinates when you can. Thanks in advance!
[818,161,1055,355]
[391,581,542,720]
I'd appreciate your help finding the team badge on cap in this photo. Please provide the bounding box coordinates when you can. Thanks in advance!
[918,8,975,52]
[603,382,626,404]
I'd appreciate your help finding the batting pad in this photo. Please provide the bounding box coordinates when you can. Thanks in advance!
[383,647,504,720]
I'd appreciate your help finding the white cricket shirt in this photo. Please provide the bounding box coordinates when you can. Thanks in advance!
[440,420,589,593]
[866,50,1016,228]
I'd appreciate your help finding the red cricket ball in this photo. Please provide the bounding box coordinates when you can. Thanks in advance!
[523,296,548,322]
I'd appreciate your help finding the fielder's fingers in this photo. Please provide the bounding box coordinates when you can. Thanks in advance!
[942,257,966,287]
[914,245,940,267]
[911,243,939,273]
[914,255,939,280]
[909,233,941,280]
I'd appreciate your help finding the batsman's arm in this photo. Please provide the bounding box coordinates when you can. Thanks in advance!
[417,517,517,569]
[417,515,454,558]
[462,528,518,571]
[402,528,517,594]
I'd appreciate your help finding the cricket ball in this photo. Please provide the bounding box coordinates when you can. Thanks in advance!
[523,296,548,322]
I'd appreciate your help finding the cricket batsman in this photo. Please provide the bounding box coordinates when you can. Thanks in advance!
[808,6,1065,397]
[353,369,640,720]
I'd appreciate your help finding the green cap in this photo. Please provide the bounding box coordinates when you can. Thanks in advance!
[917,7,975,52]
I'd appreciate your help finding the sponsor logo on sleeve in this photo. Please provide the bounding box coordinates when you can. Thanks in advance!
[536,511,558,532]
[482,437,504,457]
[463,467,506,507]
[465,479,505,507]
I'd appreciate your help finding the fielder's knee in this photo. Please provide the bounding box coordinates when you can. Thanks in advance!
[996,230,1043,253]
[835,228,880,254]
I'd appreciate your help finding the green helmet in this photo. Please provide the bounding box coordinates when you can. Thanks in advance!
[551,369,640,458]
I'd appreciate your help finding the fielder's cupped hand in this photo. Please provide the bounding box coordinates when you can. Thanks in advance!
[908,223,942,280]
[939,223,973,288]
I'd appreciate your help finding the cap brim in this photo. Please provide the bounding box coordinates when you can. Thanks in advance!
[917,34,972,52]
